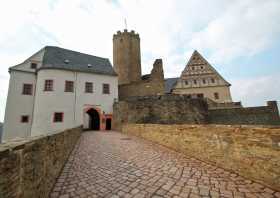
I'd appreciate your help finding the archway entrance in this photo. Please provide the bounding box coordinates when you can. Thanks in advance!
[87,108,100,130]
[106,118,112,130]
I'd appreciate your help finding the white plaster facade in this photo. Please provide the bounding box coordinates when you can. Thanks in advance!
[3,46,118,141]
[31,69,118,136]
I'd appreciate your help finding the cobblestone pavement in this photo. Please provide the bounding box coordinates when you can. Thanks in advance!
[50,131,280,198]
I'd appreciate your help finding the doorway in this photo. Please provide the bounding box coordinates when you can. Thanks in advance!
[106,118,111,130]
[87,108,100,130]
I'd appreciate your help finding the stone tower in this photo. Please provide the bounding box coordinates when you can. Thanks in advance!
[113,29,142,85]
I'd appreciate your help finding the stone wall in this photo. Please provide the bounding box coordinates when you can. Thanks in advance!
[118,59,165,100]
[0,126,82,198]
[206,98,242,109]
[209,101,280,125]
[122,124,280,190]
[113,95,209,131]
[114,96,280,129]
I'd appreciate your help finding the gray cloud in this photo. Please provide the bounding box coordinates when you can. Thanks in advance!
[0,0,279,121]
[231,74,280,107]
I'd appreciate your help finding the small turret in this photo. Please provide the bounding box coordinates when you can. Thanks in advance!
[151,59,164,81]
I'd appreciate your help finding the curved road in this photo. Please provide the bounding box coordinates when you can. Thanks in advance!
[50,131,280,198]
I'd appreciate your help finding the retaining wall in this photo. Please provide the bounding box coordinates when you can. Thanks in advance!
[123,124,280,190]
[209,101,280,125]
[113,95,209,131]
[0,126,82,198]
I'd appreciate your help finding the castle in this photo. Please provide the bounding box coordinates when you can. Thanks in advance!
[113,30,233,104]
[2,29,279,141]
[113,30,165,100]
[112,30,279,128]
[3,46,118,141]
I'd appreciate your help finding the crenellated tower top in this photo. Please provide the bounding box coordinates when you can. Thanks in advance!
[113,29,140,40]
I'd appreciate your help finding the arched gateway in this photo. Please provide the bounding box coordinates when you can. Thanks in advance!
[86,108,100,130]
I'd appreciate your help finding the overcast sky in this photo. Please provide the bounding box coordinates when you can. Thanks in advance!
[0,0,280,122]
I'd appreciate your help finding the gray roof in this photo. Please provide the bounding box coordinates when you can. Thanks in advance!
[9,46,117,76]
[164,78,179,93]
[141,74,151,80]
[40,46,117,76]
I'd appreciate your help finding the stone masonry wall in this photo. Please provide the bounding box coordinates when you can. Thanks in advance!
[113,95,209,131]
[114,96,279,129]
[118,59,165,100]
[0,126,82,198]
[123,124,280,190]
[209,101,280,125]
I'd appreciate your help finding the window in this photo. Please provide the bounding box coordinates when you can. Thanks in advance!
[185,81,188,85]
[53,112,63,122]
[211,78,215,83]
[103,83,110,94]
[214,92,219,100]
[197,93,204,98]
[21,115,29,123]
[85,82,93,93]
[193,79,197,84]
[192,66,195,70]
[200,66,204,69]
[202,79,206,84]
[44,80,53,91]
[22,84,33,95]
[65,81,74,92]
[30,63,37,69]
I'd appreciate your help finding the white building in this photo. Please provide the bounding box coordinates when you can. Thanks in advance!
[2,46,118,141]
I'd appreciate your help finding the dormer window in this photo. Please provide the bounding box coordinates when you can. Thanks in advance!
[30,63,37,69]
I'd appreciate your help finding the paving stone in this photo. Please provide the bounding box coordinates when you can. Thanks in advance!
[50,131,279,198]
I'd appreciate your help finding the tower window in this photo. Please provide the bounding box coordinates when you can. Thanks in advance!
[22,84,33,95]
[201,66,204,69]
[21,115,29,123]
[44,80,53,91]
[53,112,63,122]
[65,81,74,92]
[211,78,215,83]
[85,82,93,93]
[192,66,195,70]
[103,83,110,94]
[214,92,219,100]
[30,63,37,69]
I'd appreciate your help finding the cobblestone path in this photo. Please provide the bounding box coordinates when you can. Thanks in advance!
[50,131,280,198]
